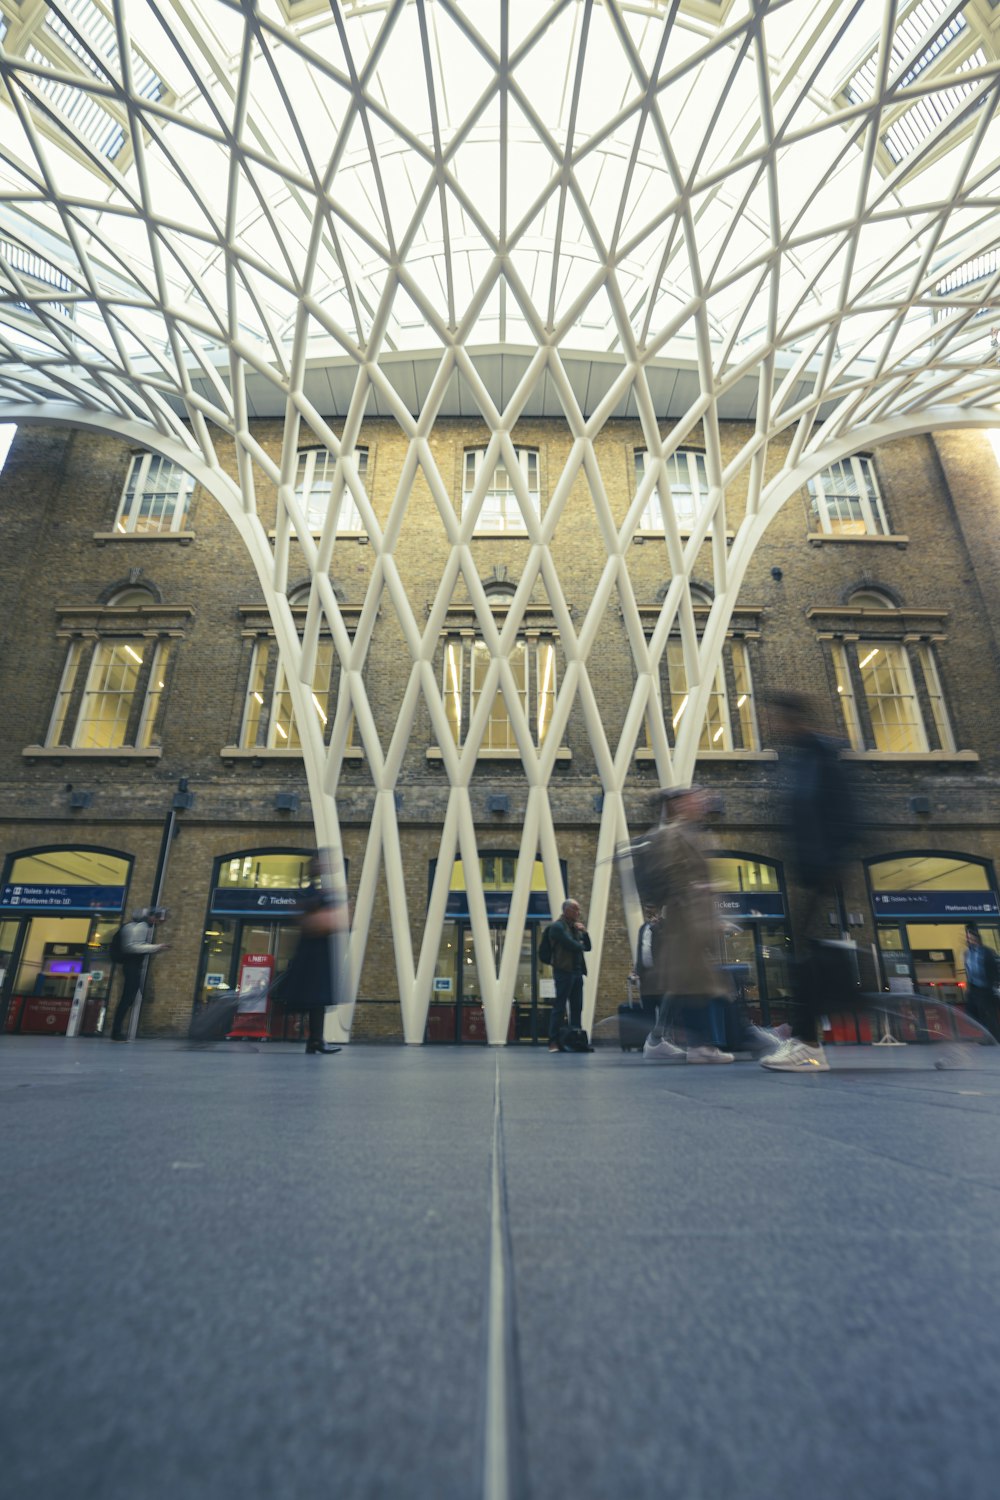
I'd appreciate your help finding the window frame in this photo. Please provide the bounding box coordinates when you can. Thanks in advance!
[293,446,369,534]
[634,447,710,533]
[34,600,190,758]
[114,452,195,536]
[440,630,559,752]
[806,455,890,537]
[230,603,360,759]
[462,446,540,534]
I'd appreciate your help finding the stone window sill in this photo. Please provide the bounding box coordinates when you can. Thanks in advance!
[633,530,735,543]
[23,745,163,760]
[220,746,364,762]
[93,531,195,545]
[425,745,572,762]
[806,533,908,546]
[842,749,978,762]
[635,748,777,762]
[266,530,368,543]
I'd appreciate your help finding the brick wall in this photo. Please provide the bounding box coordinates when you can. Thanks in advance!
[1,419,999,1039]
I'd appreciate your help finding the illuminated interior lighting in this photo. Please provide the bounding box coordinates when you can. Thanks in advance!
[713,725,725,742]
[736,694,747,707]
[275,722,287,740]
[253,692,263,704]
[859,648,879,668]
[312,693,328,724]
[123,645,143,663]
[672,695,688,728]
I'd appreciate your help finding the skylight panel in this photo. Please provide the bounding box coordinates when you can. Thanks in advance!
[45,0,165,102]
[25,42,126,159]
[844,0,967,104]
[933,247,999,297]
[884,46,987,163]
[0,233,74,320]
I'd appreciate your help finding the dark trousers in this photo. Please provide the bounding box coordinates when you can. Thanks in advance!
[966,987,1000,1042]
[307,1007,326,1044]
[111,960,143,1039]
[549,969,583,1042]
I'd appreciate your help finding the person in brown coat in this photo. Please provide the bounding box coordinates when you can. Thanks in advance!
[633,785,734,1064]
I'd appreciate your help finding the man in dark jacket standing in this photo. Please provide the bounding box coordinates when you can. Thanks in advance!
[110,907,168,1041]
[547,899,591,1052]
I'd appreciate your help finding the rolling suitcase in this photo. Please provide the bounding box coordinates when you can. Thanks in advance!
[188,990,241,1041]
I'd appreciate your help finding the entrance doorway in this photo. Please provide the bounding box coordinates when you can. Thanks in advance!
[426,853,564,1044]
[428,921,553,1043]
[867,854,1000,1004]
[0,846,132,1037]
[712,854,794,1028]
[197,849,317,1039]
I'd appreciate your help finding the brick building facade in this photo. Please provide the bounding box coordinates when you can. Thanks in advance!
[2,418,999,1044]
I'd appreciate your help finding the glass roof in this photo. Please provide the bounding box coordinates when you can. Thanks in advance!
[0,0,997,428]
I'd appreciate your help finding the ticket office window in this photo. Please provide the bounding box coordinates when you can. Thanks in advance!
[198,851,321,1005]
[868,853,1000,995]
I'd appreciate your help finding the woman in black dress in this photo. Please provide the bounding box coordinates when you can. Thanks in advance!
[275,855,348,1055]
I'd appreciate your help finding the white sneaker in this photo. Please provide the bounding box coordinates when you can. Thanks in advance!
[643,1036,686,1063]
[686,1046,734,1064]
[760,1039,830,1072]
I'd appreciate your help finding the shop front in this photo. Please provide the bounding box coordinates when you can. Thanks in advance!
[711,854,794,1029]
[428,854,565,1043]
[197,850,315,1040]
[0,846,132,1037]
[867,854,1000,1023]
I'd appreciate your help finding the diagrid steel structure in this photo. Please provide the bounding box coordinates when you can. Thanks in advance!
[1,0,1000,1041]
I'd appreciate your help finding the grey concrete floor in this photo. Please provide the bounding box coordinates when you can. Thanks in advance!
[2,1036,1000,1500]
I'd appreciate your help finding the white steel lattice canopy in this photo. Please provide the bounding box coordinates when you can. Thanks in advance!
[1,0,999,1042]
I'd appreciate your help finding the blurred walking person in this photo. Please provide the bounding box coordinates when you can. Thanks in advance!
[636,786,734,1065]
[761,692,858,1073]
[963,924,1000,1042]
[270,853,348,1055]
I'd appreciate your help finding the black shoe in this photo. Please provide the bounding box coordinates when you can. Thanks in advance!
[305,1042,342,1055]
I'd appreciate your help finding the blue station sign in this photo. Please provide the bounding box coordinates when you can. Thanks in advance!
[444,890,552,921]
[0,883,127,914]
[210,887,307,916]
[872,890,1000,920]
[715,893,786,920]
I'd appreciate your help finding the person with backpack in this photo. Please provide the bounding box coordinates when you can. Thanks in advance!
[543,898,592,1053]
[109,907,168,1041]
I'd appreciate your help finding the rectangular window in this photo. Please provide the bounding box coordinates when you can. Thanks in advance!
[807,456,889,536]
[443,637,555,749]
[857,641,928,753]
[665,639,730,751]
[240,640,337,750]
[294,447,368,533]
[136,643,171,749]
[832,643,864,750]
[463,448,540,533]
[635,448,709,531]
[730,641,759,751]
[46,640,83,746]
[116,453,195,535]
[72,641,149,748]
[916,642,956,752]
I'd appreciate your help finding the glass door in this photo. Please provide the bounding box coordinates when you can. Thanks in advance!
[427,922,542,1043]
